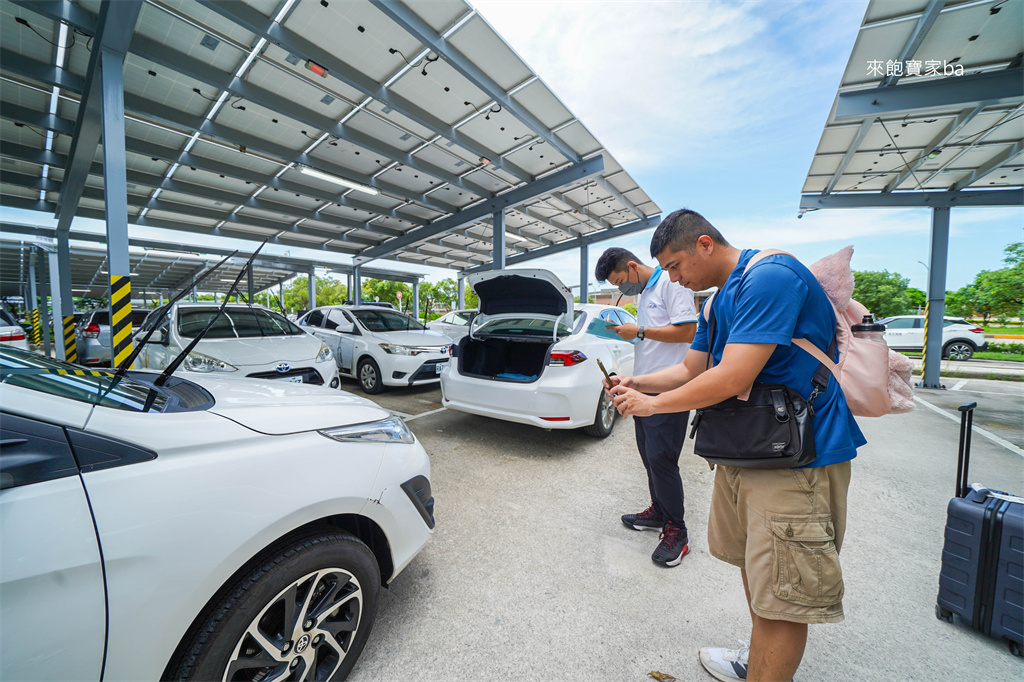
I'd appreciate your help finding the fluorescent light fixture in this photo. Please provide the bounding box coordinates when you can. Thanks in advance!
[299,166,379,196]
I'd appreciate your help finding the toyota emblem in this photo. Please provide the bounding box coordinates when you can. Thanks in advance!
[295,633,311,654]
[275,362,291,373]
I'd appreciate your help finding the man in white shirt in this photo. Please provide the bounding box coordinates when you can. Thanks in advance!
[595,247,698,566]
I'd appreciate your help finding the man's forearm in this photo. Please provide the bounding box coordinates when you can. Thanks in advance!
[634,362,695,393]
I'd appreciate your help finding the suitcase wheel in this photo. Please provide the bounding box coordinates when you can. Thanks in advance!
[1009,640,1023,658]
[935,604,954,623]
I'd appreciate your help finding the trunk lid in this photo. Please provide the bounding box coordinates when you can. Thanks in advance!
[467,269,574,339]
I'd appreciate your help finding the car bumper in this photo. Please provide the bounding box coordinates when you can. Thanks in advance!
[76,337,111,365]
[440,367,599,429]
[189,361,340,388]
[381,353,449,386]
[976,341,988,352]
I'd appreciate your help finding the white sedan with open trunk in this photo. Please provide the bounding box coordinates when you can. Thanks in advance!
[440,269,635,437]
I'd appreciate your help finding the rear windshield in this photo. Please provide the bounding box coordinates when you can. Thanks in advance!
[351,309,425,332]
[476,313,581,337]
[0,309,18,326]
[178,308,304,338]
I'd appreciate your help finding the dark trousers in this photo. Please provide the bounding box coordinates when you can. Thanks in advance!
[634,410,690,526]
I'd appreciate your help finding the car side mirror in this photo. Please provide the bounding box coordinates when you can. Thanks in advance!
[139,328,169,345]
[338,322,355,334]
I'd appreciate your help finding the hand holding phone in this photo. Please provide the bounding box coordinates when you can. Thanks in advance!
[596,358,612,387]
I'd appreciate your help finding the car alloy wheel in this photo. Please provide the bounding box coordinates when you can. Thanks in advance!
[357,358,384,394]
[944,341,974,361]
[583,387,616,438]
[223,567,363,681]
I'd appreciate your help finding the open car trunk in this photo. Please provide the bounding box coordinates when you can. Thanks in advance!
[456,336,554,383]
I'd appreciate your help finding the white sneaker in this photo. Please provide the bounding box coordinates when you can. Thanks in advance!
[698,641,749,681]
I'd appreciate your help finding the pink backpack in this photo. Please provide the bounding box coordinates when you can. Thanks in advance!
[702,247,914,417]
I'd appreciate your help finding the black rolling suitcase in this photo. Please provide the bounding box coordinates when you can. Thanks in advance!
[936,402,1024,656]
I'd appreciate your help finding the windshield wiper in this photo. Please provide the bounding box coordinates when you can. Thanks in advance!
[111,250,239,379]
[155,241,267,387]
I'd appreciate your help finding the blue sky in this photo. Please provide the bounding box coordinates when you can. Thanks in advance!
[4,1,1020,294]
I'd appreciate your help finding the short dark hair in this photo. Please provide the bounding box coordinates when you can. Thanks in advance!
[649,209,730,258]
[595,247,642,282]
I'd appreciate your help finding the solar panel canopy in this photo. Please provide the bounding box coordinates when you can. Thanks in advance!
[0,0,660,274]
[802,0,1023,201]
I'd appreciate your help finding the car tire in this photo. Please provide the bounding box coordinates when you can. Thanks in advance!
[357,357,384,394]
[943,341,974,361]
[583,387,616,438]
[166,531,380,682]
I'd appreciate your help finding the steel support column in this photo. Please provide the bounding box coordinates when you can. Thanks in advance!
[353,266,362,305]
[579,245,589,305]
[412,279,420,320]
[457,277,465,310]
[247,265,254,303]
[492,209,506,270]
[920,206,950,389]
[308,265,317,309]
[48,231,76,361]
[27,253,41,348]
[36,248,51,356]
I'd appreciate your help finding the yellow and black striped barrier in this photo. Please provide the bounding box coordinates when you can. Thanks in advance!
[63,316,77,363]
[29,309,42,346]
[920,301,930,379]
[110,275,133,368]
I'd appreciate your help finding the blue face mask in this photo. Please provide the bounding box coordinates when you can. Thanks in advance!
[618,267,643,297]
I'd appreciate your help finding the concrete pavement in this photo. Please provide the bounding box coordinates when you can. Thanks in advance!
[342,379,1022,681]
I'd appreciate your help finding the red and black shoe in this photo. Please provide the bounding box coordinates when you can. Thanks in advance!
[621,505,663,532]
[652,522,689,567]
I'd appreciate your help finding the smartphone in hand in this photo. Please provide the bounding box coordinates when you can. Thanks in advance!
[596,358,612,386]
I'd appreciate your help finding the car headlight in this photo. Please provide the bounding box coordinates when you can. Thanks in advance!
[318,415,415,444]
[316,342,333,363]
[379,343,420,356]
[183,352,237,373]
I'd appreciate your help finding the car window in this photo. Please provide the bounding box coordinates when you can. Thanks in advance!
[451,312,468,325]
[0,346,170,412]
[0,309,18,326]
[438,313,452,324]
[885,318,915,329]
[477,313,581,337]
[615,310,637,325]
[302,309,325,328]
[324,309,351,331]
[943,319,970,327]
[178,308,305,338]
[351,310,425,332]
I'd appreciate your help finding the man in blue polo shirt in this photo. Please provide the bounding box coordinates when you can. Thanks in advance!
[608,209,864,682]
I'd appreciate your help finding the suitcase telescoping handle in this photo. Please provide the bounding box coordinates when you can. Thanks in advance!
[956,402,978,499]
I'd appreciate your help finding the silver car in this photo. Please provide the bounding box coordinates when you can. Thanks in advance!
[0,307,29,350]
[427,309,478,343]
[74,309,151,366]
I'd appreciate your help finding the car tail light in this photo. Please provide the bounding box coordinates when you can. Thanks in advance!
[83,324,101,339]
[969,327,984,333]
[0,329,25,341]
[541,416,571,421]
[550,350,587,366]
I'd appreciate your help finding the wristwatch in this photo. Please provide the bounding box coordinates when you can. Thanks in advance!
[637,326,645,341]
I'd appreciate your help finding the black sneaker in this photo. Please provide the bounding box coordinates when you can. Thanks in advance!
[621,505,663,532]
[652,522,689,566]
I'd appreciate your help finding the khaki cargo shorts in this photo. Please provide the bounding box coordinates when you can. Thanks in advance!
[707,460,851,624]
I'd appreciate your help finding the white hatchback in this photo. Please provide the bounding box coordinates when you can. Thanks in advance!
[299,306,452,394]
[440,269,635,437]
[0,346,433,680]
[133,303,340,388]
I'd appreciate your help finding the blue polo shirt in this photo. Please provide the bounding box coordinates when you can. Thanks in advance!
[691,249,865,468]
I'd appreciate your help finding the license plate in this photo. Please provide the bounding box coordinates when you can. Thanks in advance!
[281,375,303,383]
[435,363,443,374]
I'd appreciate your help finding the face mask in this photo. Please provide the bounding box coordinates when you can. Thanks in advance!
[617,267,643,297]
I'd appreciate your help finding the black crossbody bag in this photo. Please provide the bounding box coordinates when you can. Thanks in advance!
[688,302,835,469]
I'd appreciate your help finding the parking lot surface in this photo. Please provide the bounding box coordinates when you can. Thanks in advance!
[341,378,1022,681]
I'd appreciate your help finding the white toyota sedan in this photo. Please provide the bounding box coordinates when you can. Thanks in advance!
[0,346,433,681]
[299,306,452,394]
[440,269,635,437]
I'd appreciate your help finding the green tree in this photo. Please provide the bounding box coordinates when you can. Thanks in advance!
[906,287,926,312]
[974,242,1023,321]
[945,284,979,319]
[361,279,413,312]
[434,278,458,309]
[282,275,347,312]
[417,281,440,322]
[852,270,913,319]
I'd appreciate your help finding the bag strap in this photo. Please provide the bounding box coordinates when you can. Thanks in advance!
[703,249,836,411]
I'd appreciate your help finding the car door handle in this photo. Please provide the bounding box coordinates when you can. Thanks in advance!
[612,346,623,354]
[0,438,28,448]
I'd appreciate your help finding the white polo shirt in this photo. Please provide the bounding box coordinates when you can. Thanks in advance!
[634,267,698,375]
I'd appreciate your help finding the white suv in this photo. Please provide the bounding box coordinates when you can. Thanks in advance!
[299,306,452,394]
[878,315,987,360]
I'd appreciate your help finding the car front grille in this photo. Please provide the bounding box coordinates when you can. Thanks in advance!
[401,475,435,529]
[409,359,447,383]
[246,367,323,385]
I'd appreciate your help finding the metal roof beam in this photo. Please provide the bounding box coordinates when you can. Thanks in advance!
[877,0,944,88]
[0,47,85,93]
[883,106,986,192]
[9,0,97,35]
[548,189,612,230]
[354,154,604,264]
[54,0,142,232]
[918,102,1024,187]
[194,0,534,183]
[369,0,583,166]
[128,35,496,199]
[799,189,1022,209]
[836,68,1023,120]
[461,215,661,275]
[592,175,647,220]
[950,140,1024,191]
[520,205,583,238]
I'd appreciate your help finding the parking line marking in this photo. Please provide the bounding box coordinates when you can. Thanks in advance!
[403,407,447,422]
[389,409,414,419]
[914,396,1024,458]
[950,380,968,391]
